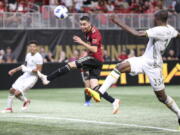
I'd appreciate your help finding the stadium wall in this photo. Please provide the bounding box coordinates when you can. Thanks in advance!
[0,30,179,90]
[0,61,179,90]
[0,29,179,61]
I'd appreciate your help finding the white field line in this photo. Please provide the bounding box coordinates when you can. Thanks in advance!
[0,114,179,133]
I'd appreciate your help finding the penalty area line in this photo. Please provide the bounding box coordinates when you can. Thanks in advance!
[1,114,180,133]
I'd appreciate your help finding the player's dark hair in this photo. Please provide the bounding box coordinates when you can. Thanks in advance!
[28,40,38,45]
[155,10,168,23]
[80,16,90,22]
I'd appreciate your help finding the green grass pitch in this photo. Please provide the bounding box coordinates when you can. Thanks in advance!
[0,86,180,135]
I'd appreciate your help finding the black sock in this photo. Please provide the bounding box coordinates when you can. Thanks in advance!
[93,85,100,91]
[92,85,115,104]
[100,92,115,104]
[47,65,71,81]
[84,91,91,102]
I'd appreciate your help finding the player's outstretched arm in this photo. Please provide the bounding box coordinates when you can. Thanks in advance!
[8,66,22,76]
[111,15,146,37]
[73,35,97,53]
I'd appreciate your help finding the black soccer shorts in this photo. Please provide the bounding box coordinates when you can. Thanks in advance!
[76,56,102,79]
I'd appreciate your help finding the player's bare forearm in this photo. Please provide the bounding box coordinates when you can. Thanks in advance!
[81,41,97,53]
[111,15,146,37]
[73,35,97,53]
[13,66,22,72]
[8,65,22,76]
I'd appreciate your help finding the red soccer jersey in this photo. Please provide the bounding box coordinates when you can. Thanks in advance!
[85,26,104,62]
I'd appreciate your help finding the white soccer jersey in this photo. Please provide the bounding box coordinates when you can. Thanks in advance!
[144,25,178,67]
[12,52,43,92]
[25,52,43,75]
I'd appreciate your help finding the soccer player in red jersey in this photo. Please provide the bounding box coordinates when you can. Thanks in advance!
[37,16,120,114]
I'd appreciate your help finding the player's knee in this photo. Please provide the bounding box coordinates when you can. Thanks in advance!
[14,90,22,97]
[155,89,167,103]
[68,62,76,68]
[157,96,166,103]
[116,63,124,72]
[9,88,15,95]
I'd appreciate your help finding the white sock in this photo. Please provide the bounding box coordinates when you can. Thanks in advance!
[7,94,15,108]
[99,68,120,94]
[165,96,180,119]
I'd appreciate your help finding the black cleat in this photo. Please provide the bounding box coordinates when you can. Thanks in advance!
[178,119,180,130]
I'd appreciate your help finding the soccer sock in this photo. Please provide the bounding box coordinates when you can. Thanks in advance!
[84,91,91,102]
[92,85,115,103]
[16,95,28,102]
[100,92,115,103]
[99,68,120,94]
[47,64,71,81]
[165,96,180,119]
[7,94,15,108]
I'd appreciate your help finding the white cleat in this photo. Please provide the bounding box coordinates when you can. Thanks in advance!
[37,71,50,85]
[22,100,31,111]
[1,108,13,113]
[112,99,120,114]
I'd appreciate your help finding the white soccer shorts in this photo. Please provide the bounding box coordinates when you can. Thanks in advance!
[12,73,38,94]
[125,56,165,91]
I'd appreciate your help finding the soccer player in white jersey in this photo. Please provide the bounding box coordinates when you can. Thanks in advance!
[85,10,180,127]
[1,41,43,113]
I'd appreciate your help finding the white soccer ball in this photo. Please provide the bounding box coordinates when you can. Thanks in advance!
[54,5,68,19]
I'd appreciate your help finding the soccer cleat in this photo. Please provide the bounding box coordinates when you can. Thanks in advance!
[37,71,50,85]
[22,99,31,111]
[112,99,120,114]
[178,119,180,130]
[84,101,91,107]
[1,108,13,113]
[85,88,101,102]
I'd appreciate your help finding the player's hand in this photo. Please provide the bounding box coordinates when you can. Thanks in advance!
[73,36,84,45]
[8,69,16,76]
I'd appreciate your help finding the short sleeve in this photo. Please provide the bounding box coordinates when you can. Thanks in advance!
[146,26,178,39]
[171,29,178,38]
[35,54,43,65]
[91,32,101,46]
[146,27,162,39]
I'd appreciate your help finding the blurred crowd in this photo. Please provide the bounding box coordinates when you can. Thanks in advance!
[0,0,179,64]
[0,46,179,64]
[0,0,179,14]
[0,47,16,63]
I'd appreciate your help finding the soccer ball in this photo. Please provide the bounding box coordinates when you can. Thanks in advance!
[54,5,68,19]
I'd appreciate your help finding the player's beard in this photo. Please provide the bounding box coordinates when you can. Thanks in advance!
[83,25,92,33]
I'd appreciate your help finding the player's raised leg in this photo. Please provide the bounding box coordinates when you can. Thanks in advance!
[37,56,92,85]
[37,64,71,85]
